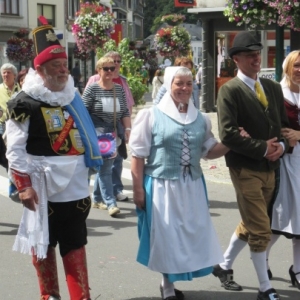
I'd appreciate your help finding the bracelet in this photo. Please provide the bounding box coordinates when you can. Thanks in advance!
[10,169,32,192]
[125,128,131,131]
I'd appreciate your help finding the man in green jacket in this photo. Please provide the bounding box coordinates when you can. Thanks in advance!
[213,31,289,300]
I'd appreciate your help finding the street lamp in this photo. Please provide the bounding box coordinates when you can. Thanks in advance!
[121,20,127,38]
[129,22,133,41]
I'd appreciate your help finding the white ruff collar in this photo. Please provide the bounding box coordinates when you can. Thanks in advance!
[22,68,76,106]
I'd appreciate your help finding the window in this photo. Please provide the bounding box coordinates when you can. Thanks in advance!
[68,0,80,19]
[198,47,201,57]
[37,4,55,27]
[0,0,19,15]
[118,12,126,22]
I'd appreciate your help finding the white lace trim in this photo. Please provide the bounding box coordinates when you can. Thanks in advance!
[22,68,76,106]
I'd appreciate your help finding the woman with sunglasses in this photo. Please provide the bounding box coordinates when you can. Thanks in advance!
[86,51,134,206]
[82,57,131,217]
[86,51,134,114]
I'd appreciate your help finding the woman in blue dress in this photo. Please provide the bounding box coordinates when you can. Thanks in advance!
[129,66,228,300]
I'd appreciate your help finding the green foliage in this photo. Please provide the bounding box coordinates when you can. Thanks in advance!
[127,77,148,106]
[96,38,148,105]
[96,39,117,57]
[150,17,163,35]
[144,0,199,36]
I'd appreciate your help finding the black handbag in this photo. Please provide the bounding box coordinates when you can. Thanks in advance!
[118,138,128,160]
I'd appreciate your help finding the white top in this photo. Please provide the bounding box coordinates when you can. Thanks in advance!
[196,67,202,82]
[271,85,300,235]
[151,75,164,100]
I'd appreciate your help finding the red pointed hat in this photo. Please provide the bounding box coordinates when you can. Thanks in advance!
[32,16,67,68]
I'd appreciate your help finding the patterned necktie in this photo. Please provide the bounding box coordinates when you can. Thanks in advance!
[254,81,268,108]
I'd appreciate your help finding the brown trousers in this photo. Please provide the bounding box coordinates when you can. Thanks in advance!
[229,167,275,252]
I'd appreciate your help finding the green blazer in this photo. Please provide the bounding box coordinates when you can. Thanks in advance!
[217,76,290,172]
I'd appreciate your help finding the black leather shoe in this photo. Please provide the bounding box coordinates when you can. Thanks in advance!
[160,285,184,300]
[212,264,243,291]
[257,288,280,300]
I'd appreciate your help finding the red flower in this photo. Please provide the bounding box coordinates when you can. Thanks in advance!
[95,6,104,13]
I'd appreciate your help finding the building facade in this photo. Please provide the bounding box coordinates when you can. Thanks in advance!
[0,0,29,73]
[112,0,145,41]
[1,1,145,85]
[28,0,65,46]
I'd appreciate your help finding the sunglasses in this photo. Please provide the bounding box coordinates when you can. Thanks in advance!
[101,66,116,72]
[114,60,122,64]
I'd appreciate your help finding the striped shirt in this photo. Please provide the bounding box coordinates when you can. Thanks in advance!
[82,83,130,124]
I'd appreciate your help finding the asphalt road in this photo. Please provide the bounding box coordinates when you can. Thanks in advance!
[0,158,298,299]
[0,93,298,299]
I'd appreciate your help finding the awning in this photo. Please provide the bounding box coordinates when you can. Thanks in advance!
[187,7,225,13]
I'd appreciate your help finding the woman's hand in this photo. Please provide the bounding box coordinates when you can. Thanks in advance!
[281,128,300,147]
[133,187,145,210]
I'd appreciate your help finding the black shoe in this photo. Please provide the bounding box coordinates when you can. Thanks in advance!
[257,288,280,300]
[267,268,273,280]
[160,285,184,300]
[212,265,243,291]
[289,265,300,289]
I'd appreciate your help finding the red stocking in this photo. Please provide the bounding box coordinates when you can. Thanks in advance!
[32,247,60,299]
[62,247,90,300]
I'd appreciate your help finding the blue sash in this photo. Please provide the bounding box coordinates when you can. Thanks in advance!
[65,93,103,168]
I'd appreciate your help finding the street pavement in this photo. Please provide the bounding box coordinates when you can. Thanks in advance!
[0,92,297,299]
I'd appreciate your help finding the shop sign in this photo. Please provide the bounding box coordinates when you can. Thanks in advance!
[259,68,276,81]
[174,0,195,7]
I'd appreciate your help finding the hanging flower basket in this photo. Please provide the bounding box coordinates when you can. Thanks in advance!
[73,45,91,61]
[6,29,34,62]
[154,26,191,58]
[161,14,186,26]
[13,28,30,39]
[269,0,300,31]
[224,0,277,29]
[72,2,116,52]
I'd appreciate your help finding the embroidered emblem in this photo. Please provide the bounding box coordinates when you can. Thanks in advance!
[41,107,84,155]
[45,109,63,130]
[46,30,58,42]
[50,134,70,152]
[50,47,65,54]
